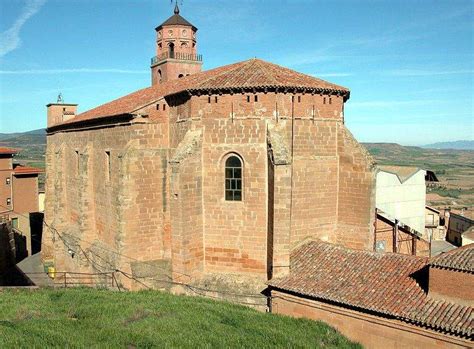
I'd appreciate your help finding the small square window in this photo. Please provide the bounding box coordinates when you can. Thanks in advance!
[208,96,211,103]
[329,97,332,104]
[6,198,11,206]
[247,96,250,103]
[6,177,10,185]
[156,104,160,110]
[298,96,301,103]
[215,96,218,103]
[163,104,166,111]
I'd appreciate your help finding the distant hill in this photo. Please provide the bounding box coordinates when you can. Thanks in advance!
[422,140,474,150]
[0,128,46,142]
[362,142,474,172]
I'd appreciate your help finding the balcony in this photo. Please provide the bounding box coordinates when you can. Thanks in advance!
[151,52,203,65]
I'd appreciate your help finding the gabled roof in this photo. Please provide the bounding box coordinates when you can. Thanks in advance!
[268,241,473,337]
[429,243,474,273]
[50,59,350,130]
[377,165,423,183]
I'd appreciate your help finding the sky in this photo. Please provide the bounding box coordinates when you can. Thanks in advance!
[0,0,472,145]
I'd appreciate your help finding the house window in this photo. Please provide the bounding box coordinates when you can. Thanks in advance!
[105,151,111,182]
[329,97,332,104]
[215,96,218,103]
[6,177,10,185]
[298,96,301,103]
[323,97,326,104]
[208,96,211,103]
[225,156,242,201]
[163,104,166,111]
[247,96,250,103]
[12,218,18,229]
[427,214,434,225]
[254,95,258,102]
[156,104,160,110]
[6,198,11,206]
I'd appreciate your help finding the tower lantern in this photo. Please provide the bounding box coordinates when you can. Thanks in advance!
[151,3,203,85]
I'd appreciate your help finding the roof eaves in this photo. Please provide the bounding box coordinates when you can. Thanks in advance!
[46,113,135,133]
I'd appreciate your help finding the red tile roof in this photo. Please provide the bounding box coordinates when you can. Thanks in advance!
[0,147,19,155]
[13,165,43,175]
[55,59,350,128]
[429,244,474,273]
[269,241,473,338]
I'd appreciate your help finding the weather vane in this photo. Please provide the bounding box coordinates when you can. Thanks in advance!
[57,93,63,104]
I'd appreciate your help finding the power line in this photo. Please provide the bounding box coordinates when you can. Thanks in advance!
[1,205,268,303]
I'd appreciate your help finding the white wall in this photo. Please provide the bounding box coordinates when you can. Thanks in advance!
[376,170,426,237]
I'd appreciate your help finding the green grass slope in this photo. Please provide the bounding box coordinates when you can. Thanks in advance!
[0,288,360,348]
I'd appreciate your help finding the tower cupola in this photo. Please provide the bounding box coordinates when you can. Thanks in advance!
[151,4,203,85]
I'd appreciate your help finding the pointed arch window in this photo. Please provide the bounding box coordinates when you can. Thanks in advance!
[225,156,242,201]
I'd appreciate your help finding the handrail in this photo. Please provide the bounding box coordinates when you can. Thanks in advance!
[151,51,203,65]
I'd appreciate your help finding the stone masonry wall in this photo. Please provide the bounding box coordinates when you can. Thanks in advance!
[271,290,470,349]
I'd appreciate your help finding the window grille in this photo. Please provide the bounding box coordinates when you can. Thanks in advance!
[225,156,242,201]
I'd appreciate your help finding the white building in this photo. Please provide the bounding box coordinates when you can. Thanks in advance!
[376,166,427,238]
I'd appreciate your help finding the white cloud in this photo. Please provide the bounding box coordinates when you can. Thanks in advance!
[0,0,46,57]
[0,68,148,74]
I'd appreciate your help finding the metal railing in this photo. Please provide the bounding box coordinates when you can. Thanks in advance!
[22,271,121,290]
[151,51,203,65]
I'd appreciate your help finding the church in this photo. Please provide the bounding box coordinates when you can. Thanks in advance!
[43,4,375,291]
[42,6,473,348]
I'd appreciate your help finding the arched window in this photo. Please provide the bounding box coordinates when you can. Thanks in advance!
[158,69,162,83]
[168,42,175,58]
[225,156,242,201]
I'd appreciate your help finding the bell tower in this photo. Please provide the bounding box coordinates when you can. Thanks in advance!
[151,3,203,86]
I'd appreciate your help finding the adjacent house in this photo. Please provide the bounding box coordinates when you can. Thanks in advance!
[425,205,445,241]
[375,166,427,236]
[268,241,473,348]
[446,212,474,246]
[0,147,43,260]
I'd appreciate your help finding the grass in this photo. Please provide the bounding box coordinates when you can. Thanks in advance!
[0,288,360,348]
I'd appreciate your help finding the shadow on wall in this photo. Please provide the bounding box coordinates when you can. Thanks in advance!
[30,212,44,256]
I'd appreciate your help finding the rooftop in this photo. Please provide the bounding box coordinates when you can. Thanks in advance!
[429,243,474,273]
[156,4,196,31]
[377,165,423,183]
[13,165,44,175]
[49,59,350,130]
[269,240,473,337]
[0,147,19,155]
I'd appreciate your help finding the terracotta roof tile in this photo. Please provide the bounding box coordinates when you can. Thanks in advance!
[13,165,43,175]
[269,241,473,337]
[429,244,474,272]
[55,59,350,129]
[0,147,19,154]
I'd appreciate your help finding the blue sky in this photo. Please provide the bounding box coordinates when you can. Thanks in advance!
[0,0,472,145]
